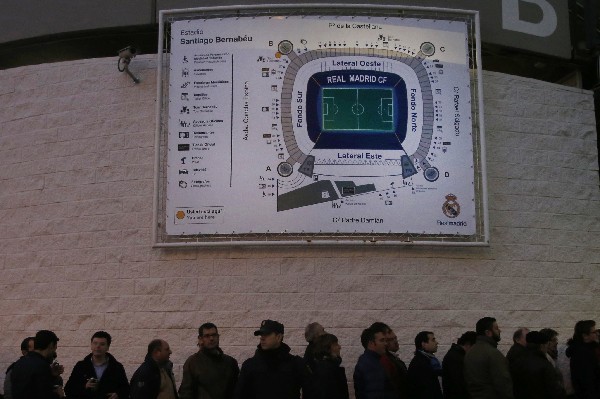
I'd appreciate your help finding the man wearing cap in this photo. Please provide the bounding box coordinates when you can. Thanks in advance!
[235,320,306,399]
[510,331,566,399]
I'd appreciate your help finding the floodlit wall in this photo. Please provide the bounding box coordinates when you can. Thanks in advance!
[0,55,599,392]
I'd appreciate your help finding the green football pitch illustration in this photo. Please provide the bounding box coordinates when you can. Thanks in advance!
[322,88,394,132]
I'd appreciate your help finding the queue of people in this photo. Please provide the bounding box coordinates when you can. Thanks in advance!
[2,317,599,399]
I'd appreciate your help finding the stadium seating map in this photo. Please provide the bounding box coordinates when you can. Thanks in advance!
[165,12,481,237]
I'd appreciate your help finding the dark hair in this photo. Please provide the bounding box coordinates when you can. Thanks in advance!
[540,328,558,340]
[91,331,112,347]
[414,331,434,350]
[369,322,391,334]
[457,331,477,346]
[476,317,497,335]
[312,333,338,360]
[198,323,218,337]
[34,330,59,350]
[568,320,596,345]
[21,337,34,352]
[360,328,375,349]
[147,339,164,355]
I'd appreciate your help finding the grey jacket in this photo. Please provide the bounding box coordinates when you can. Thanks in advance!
[464,336,514,399]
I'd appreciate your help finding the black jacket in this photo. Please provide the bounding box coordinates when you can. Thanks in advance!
[510,345,565,399]
[130,354,178,399]
[407,351,443,399]
[442,344,469,399]
[304,357,349,399]
[234,343,306,399]
[386,352,409,399]
[566,341,600,399]
[64,353,129,399]
[506,344,527,367]
[10,351,59,399]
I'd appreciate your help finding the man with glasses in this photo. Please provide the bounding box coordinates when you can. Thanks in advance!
[179,323,239,399]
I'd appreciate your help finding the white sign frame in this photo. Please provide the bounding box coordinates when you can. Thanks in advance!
[153,4,489,246]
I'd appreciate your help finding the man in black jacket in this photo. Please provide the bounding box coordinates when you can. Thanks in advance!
[442,331,477,399]
[10,330,64,399]
[235,319,306,399]
[510,331,566,399]
[130,339,178,399]
[4,336,34,399]
[407,331,443,399]
[64,331,129,399]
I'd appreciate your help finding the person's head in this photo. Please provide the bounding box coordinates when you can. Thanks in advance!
[415,331,438,354]
[512,328,529,346]
[571,320,598,344]
[386,329,400,353]
[20,337,35,356]
[254,320,284,350]
[34,330,59,360]
[540,328,559,359]
[312,333,341,359]
[457,331,477,352]
[304,322,325,343]
[360,327,387,356]
[148,339,172,365]
[90,331,111,358]
[369,322,391,350]
[526,331,549,353]
[476,317,501,342]
[198,322,220,351]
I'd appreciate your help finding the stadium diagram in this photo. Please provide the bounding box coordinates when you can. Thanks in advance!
[164,13,480,236]
[275,40,440,211]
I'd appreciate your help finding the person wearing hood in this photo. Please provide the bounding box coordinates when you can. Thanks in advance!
[303,333,349,399]
[64,331,129,399]
[130,339,178,399]
[178,323,239,399]
[565,320,600,399]
[234,319,306,399]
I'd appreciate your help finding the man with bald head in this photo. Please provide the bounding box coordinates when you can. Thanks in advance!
[130,339,178,399]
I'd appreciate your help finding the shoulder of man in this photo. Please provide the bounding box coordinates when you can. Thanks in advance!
[105,353,128,371]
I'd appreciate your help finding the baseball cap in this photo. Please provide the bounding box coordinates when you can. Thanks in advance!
[254,319,284,336]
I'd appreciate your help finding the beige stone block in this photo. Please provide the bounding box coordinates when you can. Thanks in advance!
[213,259,247,275]
[149,260,213,277]
[135,278,165,295]
[165,278,197,295]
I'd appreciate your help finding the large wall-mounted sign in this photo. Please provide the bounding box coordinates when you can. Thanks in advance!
[154,5,489,245]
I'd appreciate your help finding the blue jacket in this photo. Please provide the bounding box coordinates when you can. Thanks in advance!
[353,350,396,399]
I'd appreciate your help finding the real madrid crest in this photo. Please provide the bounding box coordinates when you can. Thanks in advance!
[442,194,460,218]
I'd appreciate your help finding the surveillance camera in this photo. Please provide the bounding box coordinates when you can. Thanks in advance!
[118,46,138,60]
